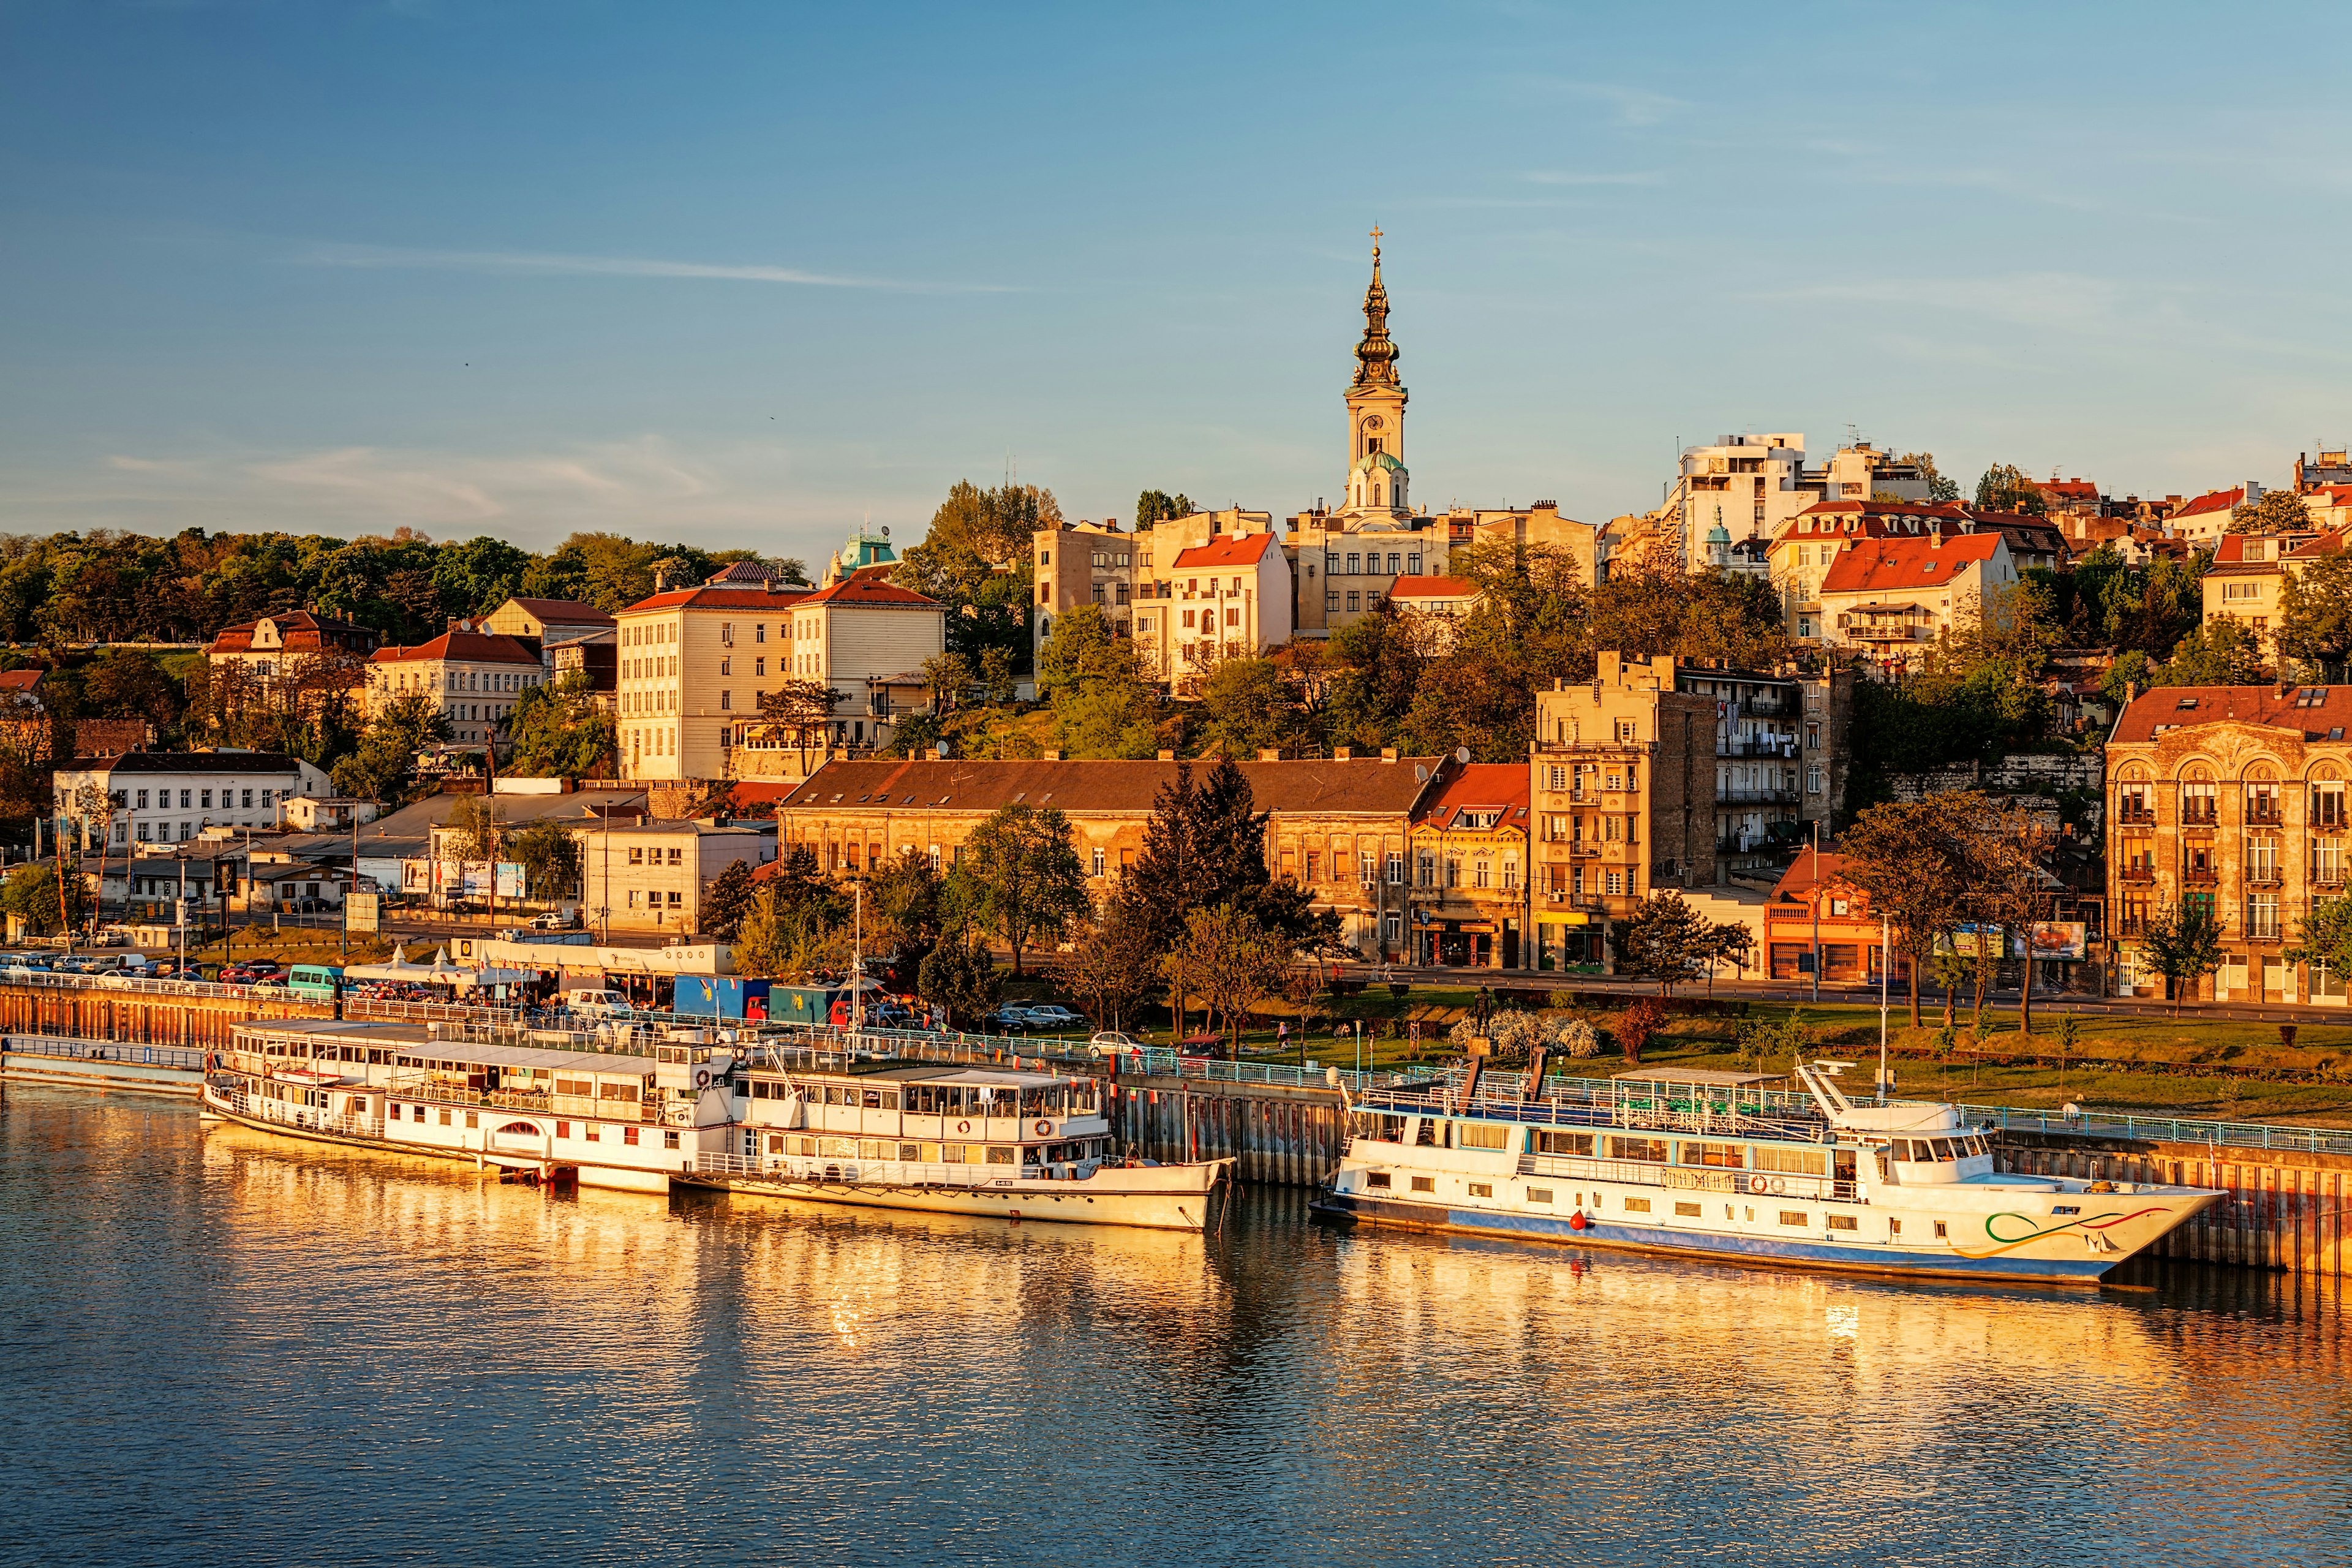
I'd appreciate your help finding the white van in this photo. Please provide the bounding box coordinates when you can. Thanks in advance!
[565,989,633,1019]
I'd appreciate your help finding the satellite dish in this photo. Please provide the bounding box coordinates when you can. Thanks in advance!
[1455,746,1471,764]
[880,525,891,538]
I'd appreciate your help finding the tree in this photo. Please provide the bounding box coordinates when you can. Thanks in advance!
[1840,794,1985,1026]
[511,818,581,902]
[2228,489,2313,536]
[948,803,1090,975]
[2,861,88,935]
[1036,603,1156,758]
[1899,452,1961,503]
[2277,550,2352,679]
[448,794,504,863]
[701,858,756,940]
[1613,998,1666,1066]
[1163,905,1292,1056]
[1050,905,1160,1033]
[1964,801,2055,1035]
[752,679,846,774]
[897,480,1055,670]
[865,846,946,982]
[918,930,1001,1029]
[1133,490,1194,530]
[1195,657,1294,760]
[921,651,974,714]
[731,882,851,981]
[1608,891,1741,997]
[1974,464,2048,516]
[507,672,617,778]
[2138,899,2225,1017]
[2285,898,2352,1000]
[2151,619,2267,687]
[331,692,453,804]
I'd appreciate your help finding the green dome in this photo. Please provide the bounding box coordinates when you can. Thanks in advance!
[1354,450,1407,474]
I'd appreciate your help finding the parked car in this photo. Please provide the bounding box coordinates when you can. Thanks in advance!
[527,910,576,930]
[564,989,633,1019]
[1088,1031,1142,1055]
[220,962,285,985]
[1020,1004,1087,1031]
[154,966,209,982]
[981,1005,1038,1033]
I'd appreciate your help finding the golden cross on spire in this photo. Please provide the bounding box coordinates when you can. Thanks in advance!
[1369,225,1382,246]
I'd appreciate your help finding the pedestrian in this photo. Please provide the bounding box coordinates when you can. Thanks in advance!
[1278,1020,1289,1050]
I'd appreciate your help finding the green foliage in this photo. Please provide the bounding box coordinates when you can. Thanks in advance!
[329,692,453,804]
[1050,907,1159,1031]
[946,802,1091,974]
[699,859,756,941]
[1899,452,1962,503]
[917,931,1001,1027]
[1163,903,1295,1055]
[511,818,582,902]
[1,861,88,935]
[1037,604,1157,758]
[2277,550,2352,677]
[2150,619,2267,687]
[865,846,946,974]
[2284,898,2352,988]
[1607,891,1744,997]
[507,671,617,778]
[1114,758,1335,959]
[730,881,850,981]
[2228,489,2313,536]
[2138,899,2226,1017]
[897,480,1055,671]
[1133,490,1193,530]
[1195,657,1294,760]
[1973,464,2048,516]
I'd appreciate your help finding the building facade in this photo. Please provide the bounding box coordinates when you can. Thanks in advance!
[53,750,334,849]
[1405,763,1531,968]
[364,627,546,745]
[2107,684,2352,1005]
[1815,532,2017,669]
[572,818,777,937]
[1527,654,1719,973]
[2200,528,2342,654]
[1133,532,1293,687]
[772,754,1444,961]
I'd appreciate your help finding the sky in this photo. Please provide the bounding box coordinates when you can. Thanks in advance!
[4,1,2350,565]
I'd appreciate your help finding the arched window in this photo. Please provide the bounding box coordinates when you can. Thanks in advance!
[2180,764,2217,825]
[496,1121,540,1137]
[2244,762,2282,824]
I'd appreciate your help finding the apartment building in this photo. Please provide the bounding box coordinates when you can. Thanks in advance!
[1404,763,1531,968]
[1769,500,2064,641]
[1815,532,2017,670]
[2168,484,2263,548]
[772,753,1441,961]
[1033,519,1139,657]
[1132,532,1294,687]
[574,818,777,937]
[365,626,546,745]
[1665,435,1937,573]
[480,596,617,673]
[53,750,333,849]
[614,567,946,782]
[2202,528,2343,652]
[1526,653,1718,973]
[2108,683,2352,1005]
[207,611,380,683]
[1387,575,1482,649]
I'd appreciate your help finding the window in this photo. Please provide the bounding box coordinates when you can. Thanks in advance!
[1459,1123,1510,1150]
[1366,1172,1392,1189]
[201,790,211,808]
[1754,1147,1826,1175]
[1826,1215,1858,1232]
[629,846,644,865]
[2181,777,2217,824]
[1346,552,1361,573]
[1527,1188,1553,1204]
[1675,1201,1702,1217]
[1779,1210,1809,1227]
[1682,1141,1745,1169]
[136,790,148,809]
[987,1147,1016,1165]
[1468,1183,1494,1198]
[1624,1197,1651,1213]
[1409,1175,1436,1193]
[1090,847,1105,876]
[1325,590,1340,612]
[1934,1221,1949,1238]
[1346,591,1361,611]
[1608,1136,1667,1162]
[720,690,731,710]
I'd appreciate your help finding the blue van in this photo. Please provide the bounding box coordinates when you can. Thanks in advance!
[288,964,344,1001]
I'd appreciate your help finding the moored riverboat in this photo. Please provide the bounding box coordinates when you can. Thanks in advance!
[1310,1063,2222,1283]
[202,1017,1229,1226]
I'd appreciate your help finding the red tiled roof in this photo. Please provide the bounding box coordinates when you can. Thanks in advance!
[2041,478,2101,502]
[622,586,818,612]
[777,755,1442,816]
[1389,575,1477,600]
[1170,533,1280,570]
[2173,487,2246,519]
[1771,846,1850,902]
[798,574,941,608]
[502,597,616,624]
[0,669,44,692]
[1817,533,2003,597]
[2113,684,2352,744]
[368,630,541,666]
[1412,763,1529,828]
[206,609,379,658]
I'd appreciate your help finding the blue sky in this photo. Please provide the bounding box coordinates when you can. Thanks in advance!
[4,1,2348,562]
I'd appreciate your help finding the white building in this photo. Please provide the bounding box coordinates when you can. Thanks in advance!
[1667,435,1937,571]
[365,626,548,746]
[54,750,334,850]
[574,818,777,935]
[1132,532,1294,687]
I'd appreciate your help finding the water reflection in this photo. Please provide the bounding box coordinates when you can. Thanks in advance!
[5,1088,2351,1568]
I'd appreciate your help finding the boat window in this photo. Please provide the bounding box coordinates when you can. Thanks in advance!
[1366,1172,1392,1189]
[1623,1197,1651,1213]
[1458,1123,1511,1150]
[1374,1114,1408,1142]
[555,1077,593,1098]
[1931,1138,1957,1161]
[1526,1188,1553,1204]
[862,1090,881,1109]
[1608,1136,1668,1163]
[1754,1147,1826,1176]
[1413,1118,1439,1147]
[1534,1129,1593,1156]
[1682,1141,1745,1169]
[598,1082,638,1102]
[986,1146,1015,1164]
[941,1144,967,1163]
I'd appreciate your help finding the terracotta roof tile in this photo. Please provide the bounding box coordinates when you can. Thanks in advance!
[368,630,541,666]
[2113,684,2352,744]
[1817,533,2003,597]
[777,756,1442,817]
[1170,534,1280,570]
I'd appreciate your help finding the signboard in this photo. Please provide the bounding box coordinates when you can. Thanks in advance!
[2027,921,2088,961]
[496,862,524,899]
[1936,923,2002,959]
[347,892,381,933]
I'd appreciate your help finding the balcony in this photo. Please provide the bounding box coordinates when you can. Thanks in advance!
[2114,807,2155,826]
[2182,869,2218,887]
[2119,869,2155,884]
[1717,737,1800,760]
[1717,787,1800,805]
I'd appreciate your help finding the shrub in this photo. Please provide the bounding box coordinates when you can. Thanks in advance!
[1615,998,1667,1065]
[1549,1016,1602,1058]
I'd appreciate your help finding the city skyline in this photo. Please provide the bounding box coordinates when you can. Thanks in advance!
[4,2,2349,560]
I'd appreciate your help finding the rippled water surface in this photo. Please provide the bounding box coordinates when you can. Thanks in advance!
[5,1090,2352,1567]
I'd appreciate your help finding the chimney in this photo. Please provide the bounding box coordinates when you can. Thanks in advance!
[1042,750,1063,761]
[1381,748,1398,763]
[654,566,669,593]
[1157,749,1175,761]
[1333,747,1352,761]
[1257,748,1281,761]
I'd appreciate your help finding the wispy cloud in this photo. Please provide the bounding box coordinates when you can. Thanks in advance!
[1536,81,1686,127]
[291,243,1014,293]
[1521,170,1662,187]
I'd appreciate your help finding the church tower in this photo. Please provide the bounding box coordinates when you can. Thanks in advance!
[1341,230,1410,521]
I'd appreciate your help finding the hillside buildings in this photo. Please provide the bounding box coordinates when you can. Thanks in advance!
[53,750,333,848]
[364,625,546,746]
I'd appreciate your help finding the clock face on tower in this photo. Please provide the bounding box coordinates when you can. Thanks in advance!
[1364,415,1384,430]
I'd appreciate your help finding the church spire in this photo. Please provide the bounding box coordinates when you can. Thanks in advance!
[1353,227,1400,388]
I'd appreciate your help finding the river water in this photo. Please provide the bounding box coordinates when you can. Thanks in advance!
[4,1088,2350,1568]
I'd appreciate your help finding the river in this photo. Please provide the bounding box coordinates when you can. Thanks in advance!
[4,1088,2350,1567]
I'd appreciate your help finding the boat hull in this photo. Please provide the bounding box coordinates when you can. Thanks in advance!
[1308,1188,2222,1284]
[679,1164,1230,1232]
[201,1085,678,1195]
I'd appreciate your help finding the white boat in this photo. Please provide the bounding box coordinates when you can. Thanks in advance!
[1309,1061,2223,1284]
[201,1017,1229,1229]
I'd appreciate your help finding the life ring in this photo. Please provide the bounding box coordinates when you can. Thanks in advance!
[1770,1177,1787,1196]
[957,1120,971,1134]
[693,1068,712,1091]
[1747,1174,1769,1195]
[1035,1119,1052,1136]
[1569,1212,1589,1231]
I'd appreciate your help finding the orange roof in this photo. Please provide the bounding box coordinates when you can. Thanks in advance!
[1411,763,1528,829]
[622,585,817,613]
[798,574,941,608]
[1170,533,1279,570]
[1389,575,1477,600]
[0,668,44,692]
[2173,486,2246,519]
[2114,684,2352,744]
[1772,846,1853,902]
[1817,533,2003,597]
[503,597,615,624]
[368,630,540,666]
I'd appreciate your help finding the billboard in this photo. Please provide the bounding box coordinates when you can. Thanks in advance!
[2027,921,2089,961]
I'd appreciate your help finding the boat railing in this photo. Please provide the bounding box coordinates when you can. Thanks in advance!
[692,1150,1074,1188]
[1506,1150,1856,1202]
[2,1034,205,1071]
[209,1083,382,1141]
